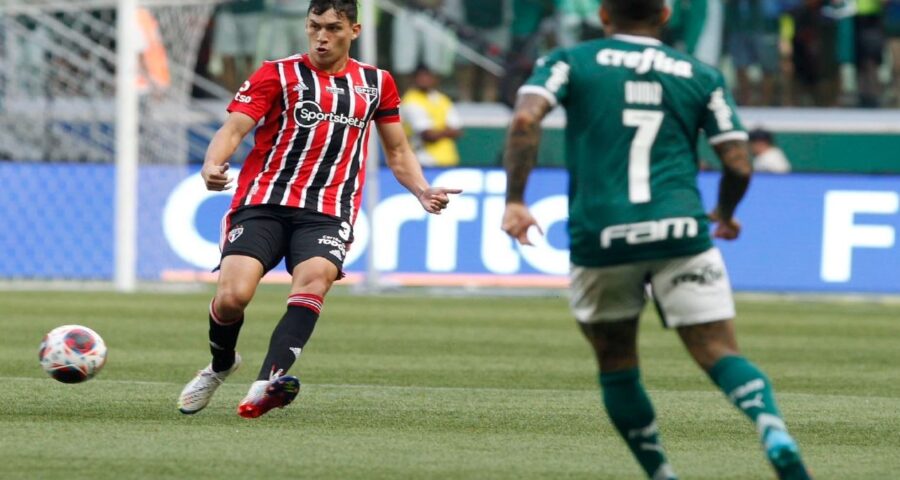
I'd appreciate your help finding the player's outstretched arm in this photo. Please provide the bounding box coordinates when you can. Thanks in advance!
[376,121,462,214]
[711,139,752,240]
[202,112,257,191]
[502,93,553,245]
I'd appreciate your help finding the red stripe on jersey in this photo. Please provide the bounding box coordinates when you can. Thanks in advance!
[286,71,337,207]
[323,67,370,217]
[243,63,293,205]
[229,64,288,209]
[258,64,304,205]
[279,62,322,206]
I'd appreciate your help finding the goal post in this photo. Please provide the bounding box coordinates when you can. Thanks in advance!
[0,0,224,288]
[115,0,139,292]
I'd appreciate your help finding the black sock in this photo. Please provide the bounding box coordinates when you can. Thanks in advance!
[208,299,243,373]
[256,294,322,381]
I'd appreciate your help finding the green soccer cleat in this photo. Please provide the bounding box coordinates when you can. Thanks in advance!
[764,429,813,480]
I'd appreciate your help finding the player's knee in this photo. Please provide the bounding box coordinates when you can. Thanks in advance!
[214,290,251,320]
[290,276,333,298]
[291,259,338,296]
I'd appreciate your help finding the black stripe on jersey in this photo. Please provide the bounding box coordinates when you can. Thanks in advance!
[303,75,353,211]
[361,68,381,124]
[339,68,381,220]
[374,107,399,119]
[267,63,317,205]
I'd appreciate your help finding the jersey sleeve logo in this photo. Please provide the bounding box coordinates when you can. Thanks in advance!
[234,80,253,103]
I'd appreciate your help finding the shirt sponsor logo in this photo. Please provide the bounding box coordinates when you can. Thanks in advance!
[294,100,365,129]
[239,81,251,92]
[234,93,253,104]
[597,47,693,78]
[600,217,699,249]
[326,86,345,95]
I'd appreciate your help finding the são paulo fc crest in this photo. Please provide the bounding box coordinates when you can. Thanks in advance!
[228,225,244,243]
[354,85,378,101]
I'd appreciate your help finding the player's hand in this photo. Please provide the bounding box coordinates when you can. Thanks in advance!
[709,209,741,240]
[502,202,542,246]
[418,187,463,214]
[202,162,233,191]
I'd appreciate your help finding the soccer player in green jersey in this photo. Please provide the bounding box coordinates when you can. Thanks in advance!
[501,1,813,479]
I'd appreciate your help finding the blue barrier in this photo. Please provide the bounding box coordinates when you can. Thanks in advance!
[2,164,899,293]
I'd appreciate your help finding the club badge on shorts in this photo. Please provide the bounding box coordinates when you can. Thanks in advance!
[228,225,244,243]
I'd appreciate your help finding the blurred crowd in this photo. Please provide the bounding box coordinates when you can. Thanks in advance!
[197,0,900,108]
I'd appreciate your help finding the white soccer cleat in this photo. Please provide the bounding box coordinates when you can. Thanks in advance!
[177,353,241,415]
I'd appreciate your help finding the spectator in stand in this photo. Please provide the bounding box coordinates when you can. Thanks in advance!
[400,65,463,167]
[855,0,887,107]
[725,0,784,106]
[451,0,511,102]
[501,0,604,105]
[666,0,725,66]
[556,0,603,47]
[886,0,900,106]
[213,0,266,92]
[258,0,311,61]
[787,0,840,106]
[749,128,792,173]
[392,0,458,92]
[135,7,171,96]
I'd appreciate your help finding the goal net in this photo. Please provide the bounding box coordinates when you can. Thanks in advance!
[0,0,227,284]
[1,0,224,163]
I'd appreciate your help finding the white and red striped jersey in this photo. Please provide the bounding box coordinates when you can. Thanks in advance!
[226,54,401,224]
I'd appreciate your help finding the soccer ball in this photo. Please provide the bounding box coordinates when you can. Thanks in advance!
[38,325,108,383]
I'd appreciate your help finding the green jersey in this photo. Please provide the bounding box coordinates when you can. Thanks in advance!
[521,34,746,267]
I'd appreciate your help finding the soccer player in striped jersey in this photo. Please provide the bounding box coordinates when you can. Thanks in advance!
[501,1,813,478]
[178,0,461,419]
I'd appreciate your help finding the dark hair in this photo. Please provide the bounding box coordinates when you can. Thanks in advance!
[308,0,359,23]
[604,0,665,27]
[748,128,775,144]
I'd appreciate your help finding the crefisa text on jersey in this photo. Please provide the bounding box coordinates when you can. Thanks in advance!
[597,47,693,78]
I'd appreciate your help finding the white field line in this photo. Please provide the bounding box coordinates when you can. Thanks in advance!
[0,375,589,393]
[0,376,897,402]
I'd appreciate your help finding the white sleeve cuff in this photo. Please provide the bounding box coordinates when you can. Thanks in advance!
[517,85,558,107]
[708,131,749,145]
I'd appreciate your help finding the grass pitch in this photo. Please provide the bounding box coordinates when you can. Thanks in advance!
[1,287,899,479]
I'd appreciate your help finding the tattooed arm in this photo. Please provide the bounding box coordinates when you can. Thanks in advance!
[710,139,752,240]
[501,93,554,245]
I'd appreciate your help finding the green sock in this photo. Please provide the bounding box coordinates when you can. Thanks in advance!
[600,369,677,480]
[708,355,787,438]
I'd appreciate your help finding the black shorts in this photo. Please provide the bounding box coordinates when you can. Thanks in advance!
[220,205,354,278]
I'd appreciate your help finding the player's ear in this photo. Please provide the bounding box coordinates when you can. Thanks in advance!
[599,6,610,26]
[351,23,361,40]
[659,6,672,26]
